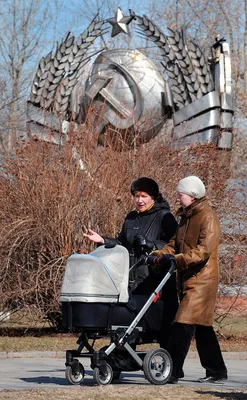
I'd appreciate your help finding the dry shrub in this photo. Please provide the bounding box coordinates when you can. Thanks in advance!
[0,123,245,328]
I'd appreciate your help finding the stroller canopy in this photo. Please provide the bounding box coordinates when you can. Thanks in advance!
[60,245,130,303]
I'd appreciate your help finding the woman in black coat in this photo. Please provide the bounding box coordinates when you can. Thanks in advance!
[84,177,178,349]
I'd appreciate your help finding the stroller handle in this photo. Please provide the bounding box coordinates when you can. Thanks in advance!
[168,259,176,274]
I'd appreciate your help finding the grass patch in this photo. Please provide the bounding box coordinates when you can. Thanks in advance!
[214,314,247,336]
[0,332,246,353]
[0,334,77,352]
[0,313,246,353]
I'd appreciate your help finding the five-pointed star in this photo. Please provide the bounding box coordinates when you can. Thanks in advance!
[107,8,133,38]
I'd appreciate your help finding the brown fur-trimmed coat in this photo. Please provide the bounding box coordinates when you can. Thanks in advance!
[152,197,220,326]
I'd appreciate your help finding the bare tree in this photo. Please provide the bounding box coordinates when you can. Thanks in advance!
[0,0,59,151]
[244,0,247,90]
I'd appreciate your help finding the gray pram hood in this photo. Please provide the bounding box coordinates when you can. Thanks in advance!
[60,245,130,303]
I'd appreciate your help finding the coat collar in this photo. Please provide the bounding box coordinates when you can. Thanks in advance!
[134,200,170,215]
[176,196,208,218]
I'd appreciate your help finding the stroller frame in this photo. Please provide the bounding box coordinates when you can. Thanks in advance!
[64,259,176,386]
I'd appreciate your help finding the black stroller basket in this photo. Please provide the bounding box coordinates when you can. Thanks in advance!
[60,245,176,386]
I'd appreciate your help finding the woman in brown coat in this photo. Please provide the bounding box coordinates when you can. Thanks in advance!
[152,176,228,384]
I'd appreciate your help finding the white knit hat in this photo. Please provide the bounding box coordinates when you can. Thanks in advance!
[176,176,206,199]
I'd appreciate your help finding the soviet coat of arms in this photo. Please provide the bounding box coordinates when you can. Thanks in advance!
[27,8,234,150]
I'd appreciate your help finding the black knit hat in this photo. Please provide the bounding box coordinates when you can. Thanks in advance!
[130,177,159,200]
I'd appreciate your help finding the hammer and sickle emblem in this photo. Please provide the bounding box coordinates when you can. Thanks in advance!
[85,53,144,131]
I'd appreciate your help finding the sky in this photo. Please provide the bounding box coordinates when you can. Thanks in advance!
[36,0,160,74]
[45,0,152,45]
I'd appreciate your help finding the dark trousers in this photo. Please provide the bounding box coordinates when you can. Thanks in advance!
[167,322,228,379]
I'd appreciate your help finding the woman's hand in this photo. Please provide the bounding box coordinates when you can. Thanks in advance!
[83,229,104,244]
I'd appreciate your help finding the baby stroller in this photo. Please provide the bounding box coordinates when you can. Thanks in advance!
[60,244,176,385]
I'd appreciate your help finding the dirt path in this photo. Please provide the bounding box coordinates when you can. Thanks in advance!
[1,386,247,400]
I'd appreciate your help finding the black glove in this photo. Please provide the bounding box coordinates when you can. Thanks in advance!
[137,254,159,265]
[134,235,155,252]
[157,254,176,269]
[145,255,160,265]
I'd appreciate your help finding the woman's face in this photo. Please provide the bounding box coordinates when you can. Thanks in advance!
[177,192,195,208]
[133,191,154,212]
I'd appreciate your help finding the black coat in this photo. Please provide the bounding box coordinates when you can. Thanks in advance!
[104,200,179,349]
[104,200,177,290]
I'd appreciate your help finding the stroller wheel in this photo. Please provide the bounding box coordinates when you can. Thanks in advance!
[93,363,113,385]
[65,363,85,385]
[143,348,172,385]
